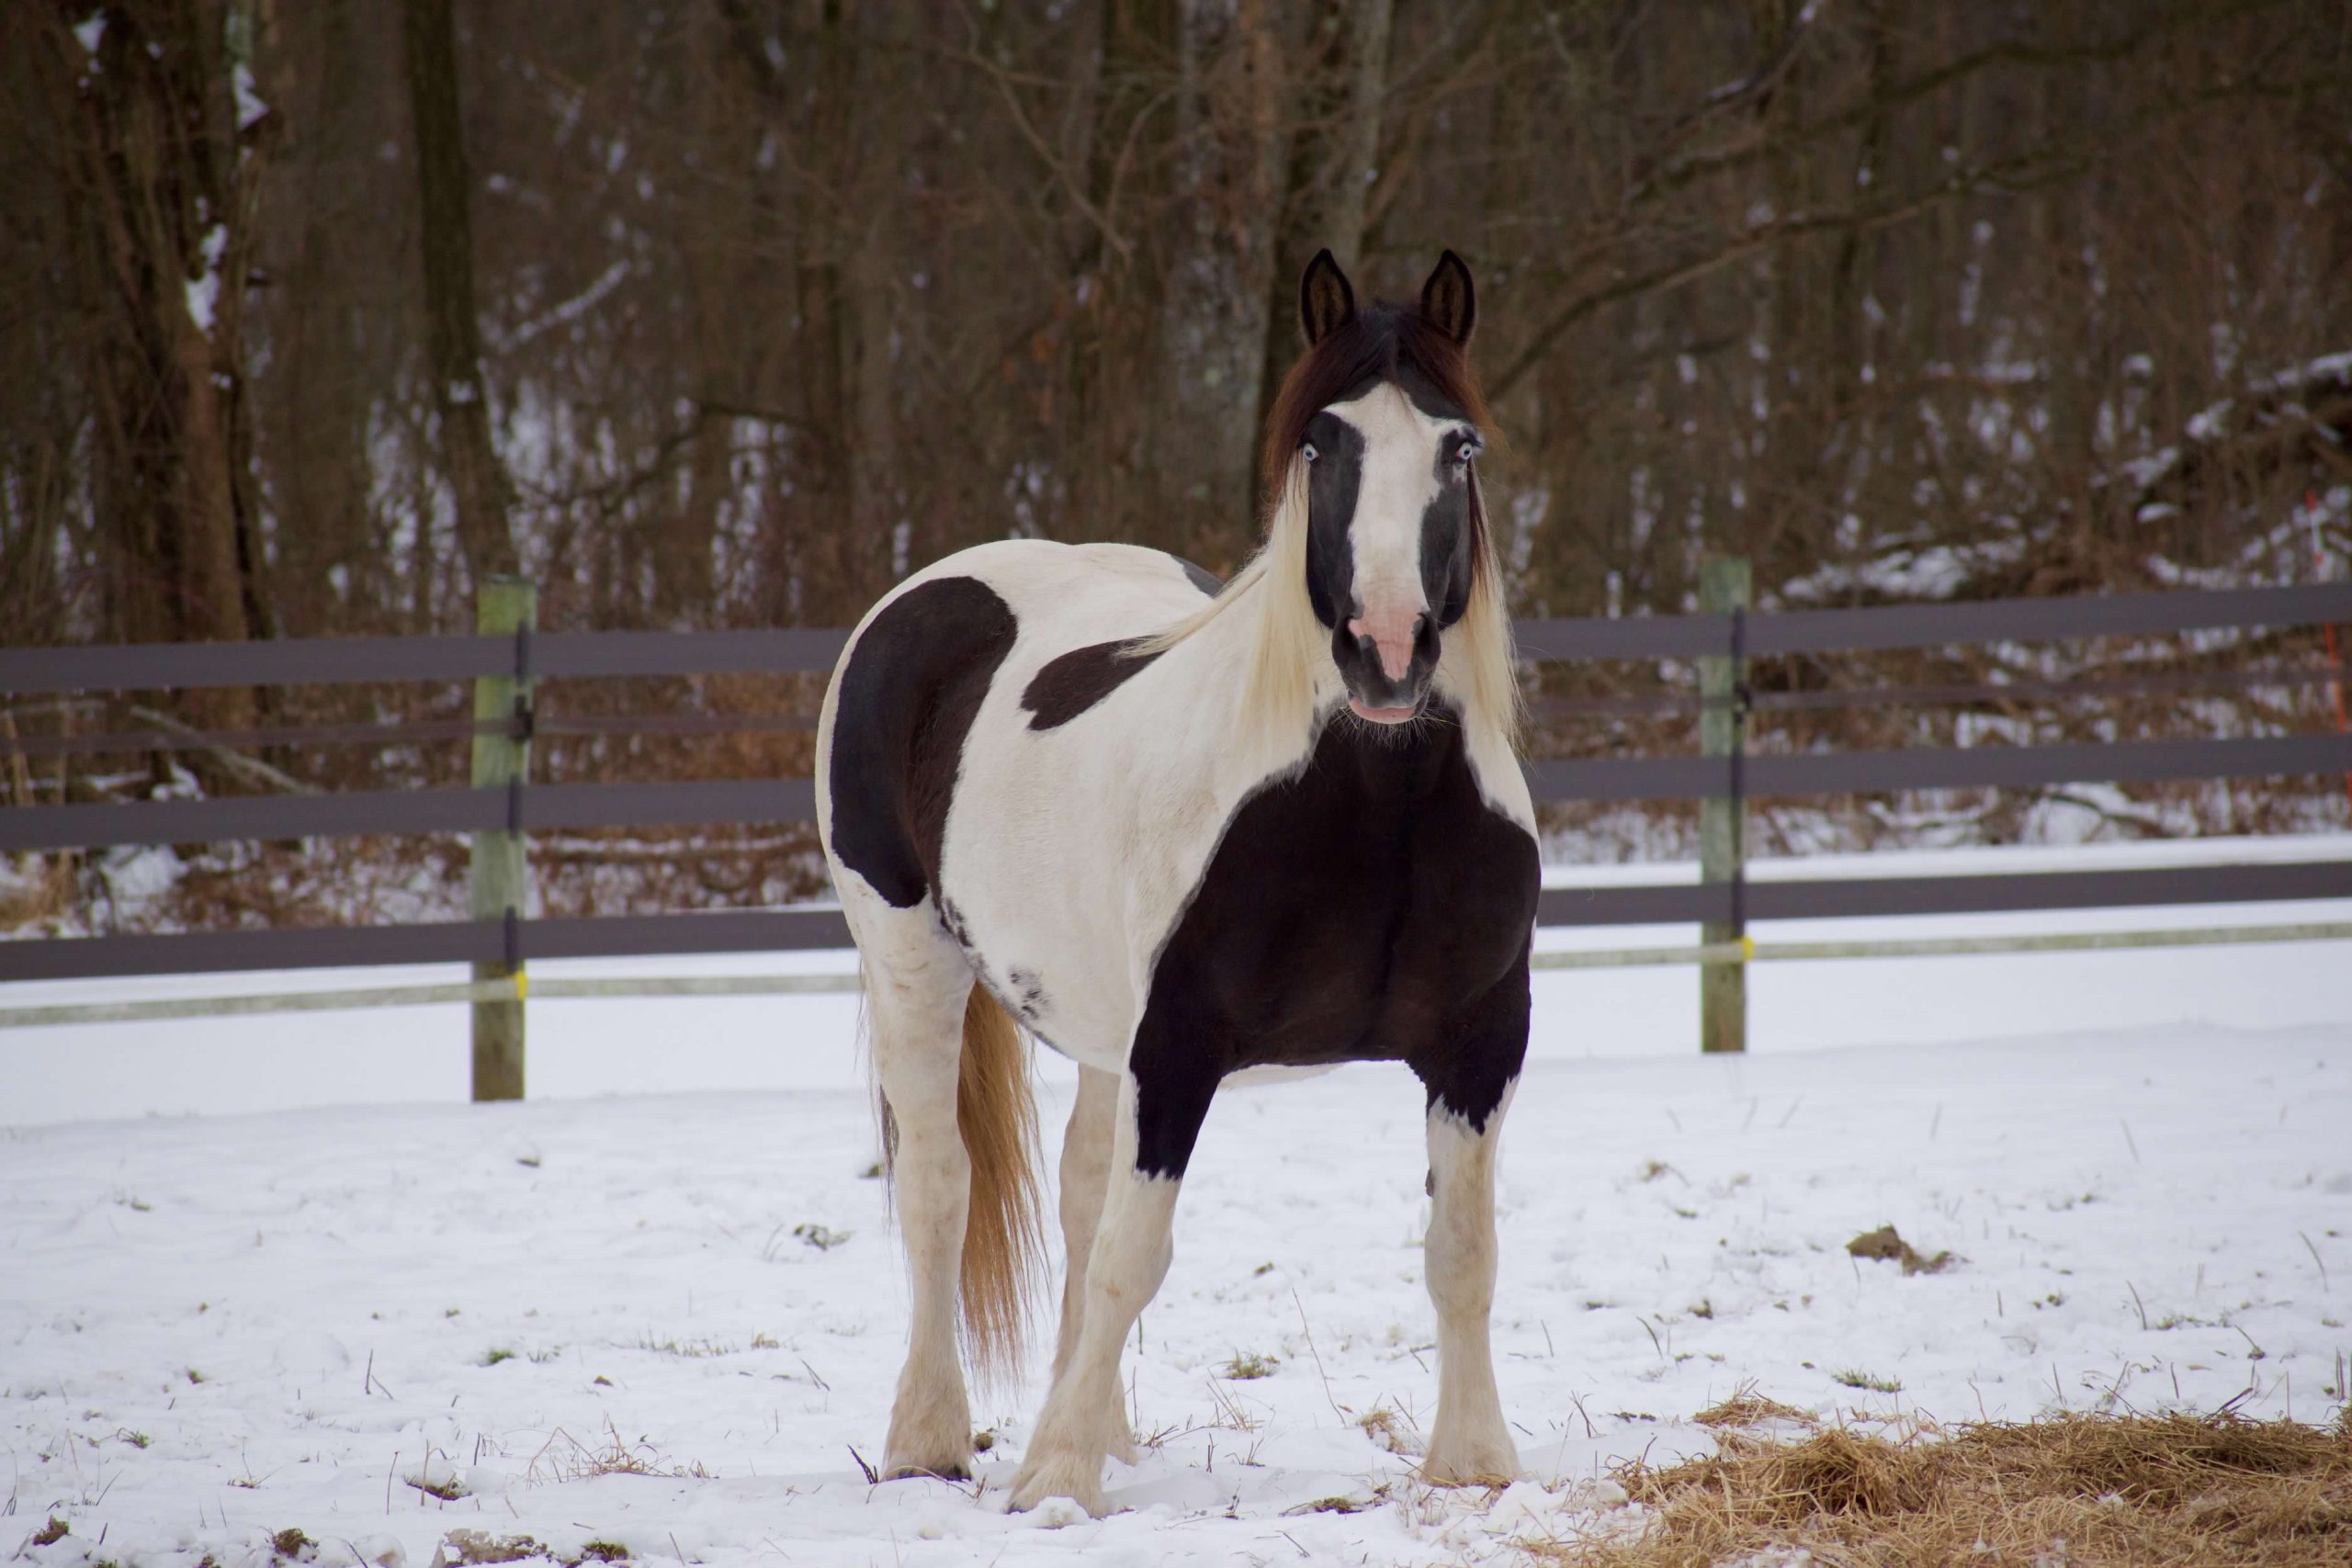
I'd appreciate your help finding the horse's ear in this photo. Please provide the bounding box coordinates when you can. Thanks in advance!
[1298,249,1356,346]
[1419,250,1476,347]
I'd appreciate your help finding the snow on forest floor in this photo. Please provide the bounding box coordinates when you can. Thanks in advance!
[6,1023,2352,1567]
[3,836,2349,1565]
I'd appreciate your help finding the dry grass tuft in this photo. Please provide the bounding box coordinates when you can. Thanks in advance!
[1846,1224,1954,1277]
[1690,1388,1817,1429]
[525,1418,713,1485]
[1532,1410,2352,1566]
[1358,1404,1415,1455]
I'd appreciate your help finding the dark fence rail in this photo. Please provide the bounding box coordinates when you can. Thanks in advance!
[0,910,858,985]
[0,779,822,852]
[5,578,2348,993]
[0,626,855,694]
[8,736,2348,854]
[1536,859,2352,929]
[9,583,2350,694]
[1522,733,2352,806]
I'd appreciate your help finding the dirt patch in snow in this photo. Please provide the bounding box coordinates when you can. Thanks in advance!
[1846,1224,1955,1276]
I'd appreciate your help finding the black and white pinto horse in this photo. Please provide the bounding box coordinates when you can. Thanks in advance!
[815,250,1539,1516]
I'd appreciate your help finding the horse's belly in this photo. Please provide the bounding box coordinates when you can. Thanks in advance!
[935,821,1146,1071]
[900,539,1235,1071]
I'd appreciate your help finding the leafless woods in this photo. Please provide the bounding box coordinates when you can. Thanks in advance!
[5,0,2346,650]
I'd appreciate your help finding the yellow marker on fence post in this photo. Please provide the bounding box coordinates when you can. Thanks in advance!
[469,576,536,1101]
[1699,557,1752,1054]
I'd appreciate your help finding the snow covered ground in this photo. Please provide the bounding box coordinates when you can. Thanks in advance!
[3,838,2349,1566]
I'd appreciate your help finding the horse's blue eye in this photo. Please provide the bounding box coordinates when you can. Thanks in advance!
[1302,442,1318,463]
[1455,441,1476,464]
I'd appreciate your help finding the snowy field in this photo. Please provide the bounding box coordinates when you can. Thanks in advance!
[4,838,2349,1566]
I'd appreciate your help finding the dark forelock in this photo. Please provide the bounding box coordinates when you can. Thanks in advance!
[1261,301,1493,499]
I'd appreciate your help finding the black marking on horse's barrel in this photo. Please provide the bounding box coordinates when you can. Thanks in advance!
[826,577,1017,909]
[938,895,978,952]
[1005,965,1051,1025]
[1022,639,1165,730]
[1125,707,1539,1178]
[1175,557,1224,596]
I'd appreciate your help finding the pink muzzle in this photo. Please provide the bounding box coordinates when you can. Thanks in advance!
[1347,604,1423,682]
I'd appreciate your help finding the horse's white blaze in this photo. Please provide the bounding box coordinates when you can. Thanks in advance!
[1328,386,1451,680]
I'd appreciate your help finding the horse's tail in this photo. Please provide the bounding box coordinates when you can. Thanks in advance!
[955,984,1045,1385]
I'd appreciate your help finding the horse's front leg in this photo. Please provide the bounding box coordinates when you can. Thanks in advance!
[1010,1059,1215,1516]
[1413,971,1530,1487]
[1419,1081,1520,1483]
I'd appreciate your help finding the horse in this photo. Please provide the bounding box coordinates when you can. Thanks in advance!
[813,248,1539,1516]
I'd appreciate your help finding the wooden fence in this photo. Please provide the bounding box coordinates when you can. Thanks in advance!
[4,572,2349,1084]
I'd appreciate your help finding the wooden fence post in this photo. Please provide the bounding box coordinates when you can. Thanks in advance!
[1699,557,1751,1054]
[469,576,535,1100]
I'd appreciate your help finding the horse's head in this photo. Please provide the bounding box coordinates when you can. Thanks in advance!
[1271,249,1488,726]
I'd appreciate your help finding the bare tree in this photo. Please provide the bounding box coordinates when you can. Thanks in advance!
[25,0,277,649]
[400,0,517,585]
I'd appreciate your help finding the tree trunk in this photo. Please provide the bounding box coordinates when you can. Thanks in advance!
[44,0,272,656]
[793,0,869,623]
[1065,0,1180,549]
[1252,0,1388,493]
[400,0,518,590]
[1149,0,1283,566]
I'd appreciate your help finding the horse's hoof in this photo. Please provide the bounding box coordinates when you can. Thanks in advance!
[881,1459,971,1483]
[1007,1451,1108,1517]
[1419,1433,1519,1488]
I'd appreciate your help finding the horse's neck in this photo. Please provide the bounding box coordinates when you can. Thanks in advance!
[1167,575,1332,794]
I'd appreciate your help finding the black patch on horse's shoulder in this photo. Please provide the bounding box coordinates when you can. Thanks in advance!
[1174,556,1224,596]
[827,577,1017,908]
[1021,639,1164,729]
[1125,710,1539,1178]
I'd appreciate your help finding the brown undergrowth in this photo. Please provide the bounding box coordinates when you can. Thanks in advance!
[1528,1409,2352,1567]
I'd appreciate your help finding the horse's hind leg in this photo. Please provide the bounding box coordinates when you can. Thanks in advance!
[1012,1059,1215,1515]
[862,917,980,1481]
[1053,1064,1136,1463]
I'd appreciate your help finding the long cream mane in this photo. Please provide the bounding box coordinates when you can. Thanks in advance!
[1135,452,1520,777]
